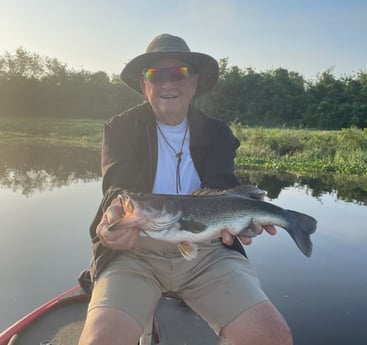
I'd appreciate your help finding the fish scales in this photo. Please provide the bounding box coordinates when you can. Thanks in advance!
[178,196,289,228]
[112,185,317,260]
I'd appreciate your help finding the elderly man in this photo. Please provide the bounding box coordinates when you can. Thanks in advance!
[78,34,292,345]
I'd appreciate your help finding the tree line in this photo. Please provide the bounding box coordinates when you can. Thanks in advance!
[1,47,366,129]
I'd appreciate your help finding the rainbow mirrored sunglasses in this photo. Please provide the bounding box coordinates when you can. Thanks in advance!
[142,66,196,83]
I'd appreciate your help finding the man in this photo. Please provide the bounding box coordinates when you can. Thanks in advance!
[78,34,292,345]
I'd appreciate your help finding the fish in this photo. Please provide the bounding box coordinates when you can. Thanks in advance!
[108,185,317,260]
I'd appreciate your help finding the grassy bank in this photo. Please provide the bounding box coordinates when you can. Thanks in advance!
[231,123,367,176]
[0,117,104,148]
[1,116,367,176]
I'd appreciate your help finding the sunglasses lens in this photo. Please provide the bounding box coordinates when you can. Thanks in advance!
[143,66,193,82]
[170,66,189,80]
[143,67,159,81]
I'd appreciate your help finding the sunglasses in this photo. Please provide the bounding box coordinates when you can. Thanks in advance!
[142,66,196,83]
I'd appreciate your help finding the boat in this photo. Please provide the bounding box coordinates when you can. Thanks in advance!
[0,285,218,345]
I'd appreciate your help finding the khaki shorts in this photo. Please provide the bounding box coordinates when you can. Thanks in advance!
[88,238,268,334]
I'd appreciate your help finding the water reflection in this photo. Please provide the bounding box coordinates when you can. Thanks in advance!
[0,143,366,344]
[0,143,367,205]
[237,169,367,205]
[0,143,100,195]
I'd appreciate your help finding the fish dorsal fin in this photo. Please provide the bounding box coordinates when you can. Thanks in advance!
[177,242,198,261]
[225,185,266,200]
[191,188,226,196]
[179,219,207,233]
[191,185,266,200]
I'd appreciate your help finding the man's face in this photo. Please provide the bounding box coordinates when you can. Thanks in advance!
[141,59,198,125]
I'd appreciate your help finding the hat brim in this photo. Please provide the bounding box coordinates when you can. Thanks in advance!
[120,51,219,96]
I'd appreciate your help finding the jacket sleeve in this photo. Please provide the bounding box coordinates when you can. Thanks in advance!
[101,116,140,194]
[89,115,141,239]
[87,118,140,279]
[200,120,240,190]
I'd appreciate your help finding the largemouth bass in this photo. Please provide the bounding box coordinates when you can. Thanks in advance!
[109,185,317,260]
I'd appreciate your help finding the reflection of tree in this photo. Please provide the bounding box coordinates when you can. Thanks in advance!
[0,144,100,196]
[238,171,297,199]
[1,143,366,204]
[237,169,367,205]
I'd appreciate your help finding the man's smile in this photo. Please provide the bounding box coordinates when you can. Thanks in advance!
[160,94,178,99]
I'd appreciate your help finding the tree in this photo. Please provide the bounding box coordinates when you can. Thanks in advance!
[0,47,45,79]
[0,47,366,128]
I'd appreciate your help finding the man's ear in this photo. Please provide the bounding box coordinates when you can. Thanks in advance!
[140,78,146,97]
[192,74,199,97]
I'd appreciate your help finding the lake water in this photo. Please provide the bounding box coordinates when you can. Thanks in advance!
[0,143,366,345]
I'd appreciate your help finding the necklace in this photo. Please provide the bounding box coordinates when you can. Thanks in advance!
[156,119,189,194]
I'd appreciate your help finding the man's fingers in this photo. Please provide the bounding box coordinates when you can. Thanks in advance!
[105,205,124,224]
[252,222,264,235]
[239,237,252,245]
[221,229,234,245]
[264,225,277,235]
[226,222,278,246]
[98,225,140,250]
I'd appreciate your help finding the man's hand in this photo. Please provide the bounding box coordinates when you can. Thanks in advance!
[96,202,140,251]
[221,222,277,246]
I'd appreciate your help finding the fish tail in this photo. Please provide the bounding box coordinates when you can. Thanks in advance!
[285,210,317,257]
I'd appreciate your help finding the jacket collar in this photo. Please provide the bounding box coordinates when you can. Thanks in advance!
[134,102,211,148]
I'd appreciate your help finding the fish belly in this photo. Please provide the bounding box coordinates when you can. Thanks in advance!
[143,216,253,244]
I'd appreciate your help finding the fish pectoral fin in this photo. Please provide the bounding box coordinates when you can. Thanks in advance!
[179,220,207,233]
[177,242,198,261]
[237,220,259,238]
[141,230,152,237]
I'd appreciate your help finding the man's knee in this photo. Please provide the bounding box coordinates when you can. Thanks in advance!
[267,319,293,345]
[217,336,235,345]
[78,307,143,345]
[220,301,293,345]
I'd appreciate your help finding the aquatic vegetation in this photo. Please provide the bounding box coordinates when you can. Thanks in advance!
[234,126,367,176]
[1,117,366,177]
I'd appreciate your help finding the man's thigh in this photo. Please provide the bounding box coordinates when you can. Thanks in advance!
[178,247,269,334]
[88,253,162,329]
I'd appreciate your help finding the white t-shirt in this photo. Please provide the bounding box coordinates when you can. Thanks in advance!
[152,117,201,195]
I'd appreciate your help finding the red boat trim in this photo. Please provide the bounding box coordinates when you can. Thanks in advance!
[0,285,89,345]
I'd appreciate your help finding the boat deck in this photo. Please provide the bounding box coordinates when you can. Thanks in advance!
[8,297,218,345]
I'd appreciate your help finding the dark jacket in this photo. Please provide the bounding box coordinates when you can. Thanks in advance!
[82,102,245,290]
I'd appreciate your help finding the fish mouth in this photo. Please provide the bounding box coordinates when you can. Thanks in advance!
[118,193,135,215]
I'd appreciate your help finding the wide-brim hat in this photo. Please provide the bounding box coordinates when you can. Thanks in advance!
[120,34,219,96]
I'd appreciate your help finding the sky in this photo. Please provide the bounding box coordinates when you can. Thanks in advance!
[0,0,366,80]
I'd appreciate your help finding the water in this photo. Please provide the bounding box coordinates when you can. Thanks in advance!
[0,143,366,345]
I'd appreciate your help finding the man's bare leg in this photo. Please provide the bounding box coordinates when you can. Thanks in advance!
[220,301,293,345]
[78,307,143,345]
